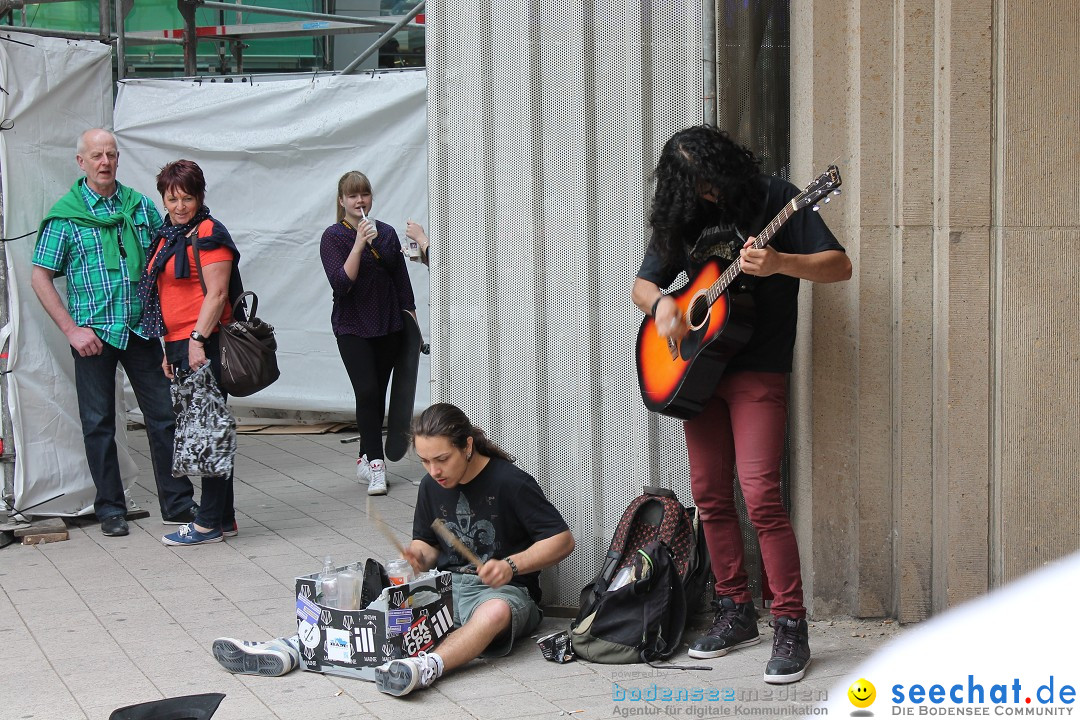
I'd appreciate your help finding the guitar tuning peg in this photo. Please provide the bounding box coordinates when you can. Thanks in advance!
[833,188,841,195]
[812,204,820,212]
[823,197,831,203]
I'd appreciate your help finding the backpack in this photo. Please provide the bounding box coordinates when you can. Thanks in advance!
[570,539,685,664]
[569,487,711,664]
[604,486,710,602]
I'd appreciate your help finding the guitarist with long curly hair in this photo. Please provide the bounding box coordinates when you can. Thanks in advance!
[631,125,851,684]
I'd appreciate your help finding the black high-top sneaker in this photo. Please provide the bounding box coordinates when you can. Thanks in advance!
[688,596,760,659]
[764,617,811,684]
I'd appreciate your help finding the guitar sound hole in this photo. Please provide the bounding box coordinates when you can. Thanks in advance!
[688,296,709,329]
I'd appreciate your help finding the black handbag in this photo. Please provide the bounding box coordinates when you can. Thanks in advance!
[191,233,280,397]
[218,291,280,396]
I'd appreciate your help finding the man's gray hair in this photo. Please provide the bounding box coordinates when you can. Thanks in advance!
[76,128,117,157]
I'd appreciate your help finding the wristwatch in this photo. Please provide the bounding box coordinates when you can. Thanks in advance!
[505,557,519,576]
[190,329,210,344]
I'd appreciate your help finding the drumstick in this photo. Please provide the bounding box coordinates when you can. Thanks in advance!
[366,496,407,557]
[431,518,484,568]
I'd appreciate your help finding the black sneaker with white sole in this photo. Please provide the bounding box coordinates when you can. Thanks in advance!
[764,617,811,684]
[687,596,760,659]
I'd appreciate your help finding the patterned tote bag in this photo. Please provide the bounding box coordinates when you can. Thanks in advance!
[171,364,236,477]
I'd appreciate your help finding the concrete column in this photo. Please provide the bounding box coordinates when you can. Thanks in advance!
[994,0,1080,584]
[792,0,997,621]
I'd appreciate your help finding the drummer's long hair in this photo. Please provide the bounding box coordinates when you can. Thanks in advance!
[411,403,515,463]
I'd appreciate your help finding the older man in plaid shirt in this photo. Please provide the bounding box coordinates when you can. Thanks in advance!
[31,128,195,537]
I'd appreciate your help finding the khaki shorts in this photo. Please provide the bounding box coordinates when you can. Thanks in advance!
[450,572,543,657]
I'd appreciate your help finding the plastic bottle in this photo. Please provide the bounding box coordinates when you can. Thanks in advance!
[386,558,414,586]
[336,561,363,611]
[317,556,340,609]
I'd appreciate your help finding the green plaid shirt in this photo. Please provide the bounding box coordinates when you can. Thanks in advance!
[33,180,163,350]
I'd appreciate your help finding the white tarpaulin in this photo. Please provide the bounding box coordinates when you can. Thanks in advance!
[113,70,430,415]
[1,32,129,517]
[2,55,429,517]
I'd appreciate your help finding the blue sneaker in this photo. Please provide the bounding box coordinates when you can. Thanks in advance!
[162,523,223,546]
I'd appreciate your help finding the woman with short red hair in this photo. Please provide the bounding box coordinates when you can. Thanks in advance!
[137,159,243,546]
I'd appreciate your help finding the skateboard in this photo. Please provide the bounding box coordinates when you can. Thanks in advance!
[384,310,424,462]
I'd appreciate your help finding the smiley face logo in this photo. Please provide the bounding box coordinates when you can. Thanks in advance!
[848,678,876,708]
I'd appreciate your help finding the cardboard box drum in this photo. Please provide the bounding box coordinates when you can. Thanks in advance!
[295,566,454,681]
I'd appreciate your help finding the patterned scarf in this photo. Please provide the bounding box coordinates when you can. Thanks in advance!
[136,205,212,338]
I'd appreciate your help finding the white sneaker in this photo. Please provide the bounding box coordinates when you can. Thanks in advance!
[374,651,440,696]
[211,636,300,677]
[356,454,371,483]
[367,459,387,496]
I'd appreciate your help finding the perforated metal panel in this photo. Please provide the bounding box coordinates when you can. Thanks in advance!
[428,0,703,605]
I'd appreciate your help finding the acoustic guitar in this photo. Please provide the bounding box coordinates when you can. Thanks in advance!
[635,166,843,419]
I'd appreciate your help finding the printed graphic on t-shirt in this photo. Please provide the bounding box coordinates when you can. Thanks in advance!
[689,223,744,266]
[442,494,498,565]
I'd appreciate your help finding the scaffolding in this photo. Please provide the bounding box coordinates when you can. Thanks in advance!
[0,0,425,77]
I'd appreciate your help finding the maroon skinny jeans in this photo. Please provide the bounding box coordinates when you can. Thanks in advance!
[682,370,805,619]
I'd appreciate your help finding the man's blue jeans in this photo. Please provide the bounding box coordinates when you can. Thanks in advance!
[71,332,194,521]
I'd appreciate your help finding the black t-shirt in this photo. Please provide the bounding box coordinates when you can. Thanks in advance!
[412,457,569,603]
[636,174,845,373]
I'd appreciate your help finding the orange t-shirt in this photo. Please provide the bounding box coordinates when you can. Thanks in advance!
[150,244,235,341]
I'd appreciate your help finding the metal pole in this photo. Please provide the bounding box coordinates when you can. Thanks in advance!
[0,0,79,10]
[178,0,197,76]
[0,171,12,512]
[232,39,243,74]
[0,25,181,43]
[339,0,423,76]
[114,0,126,80]
[98,0,109,39]
[702,0,717,126]
[323,0,333,71]
[195,0,402,28]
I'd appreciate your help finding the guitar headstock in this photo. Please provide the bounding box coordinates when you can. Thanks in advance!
[794,165,843,212]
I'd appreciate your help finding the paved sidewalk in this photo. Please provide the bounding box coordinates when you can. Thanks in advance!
[1,431,900,719]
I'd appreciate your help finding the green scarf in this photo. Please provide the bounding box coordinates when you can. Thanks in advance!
[38,180,147,279]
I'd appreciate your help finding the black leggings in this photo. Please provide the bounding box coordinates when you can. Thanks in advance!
[336,331,402,462]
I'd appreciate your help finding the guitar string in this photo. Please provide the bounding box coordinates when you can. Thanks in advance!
[703,202,794,305]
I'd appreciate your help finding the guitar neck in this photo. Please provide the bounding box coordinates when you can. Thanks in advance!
[705,199,798,305]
